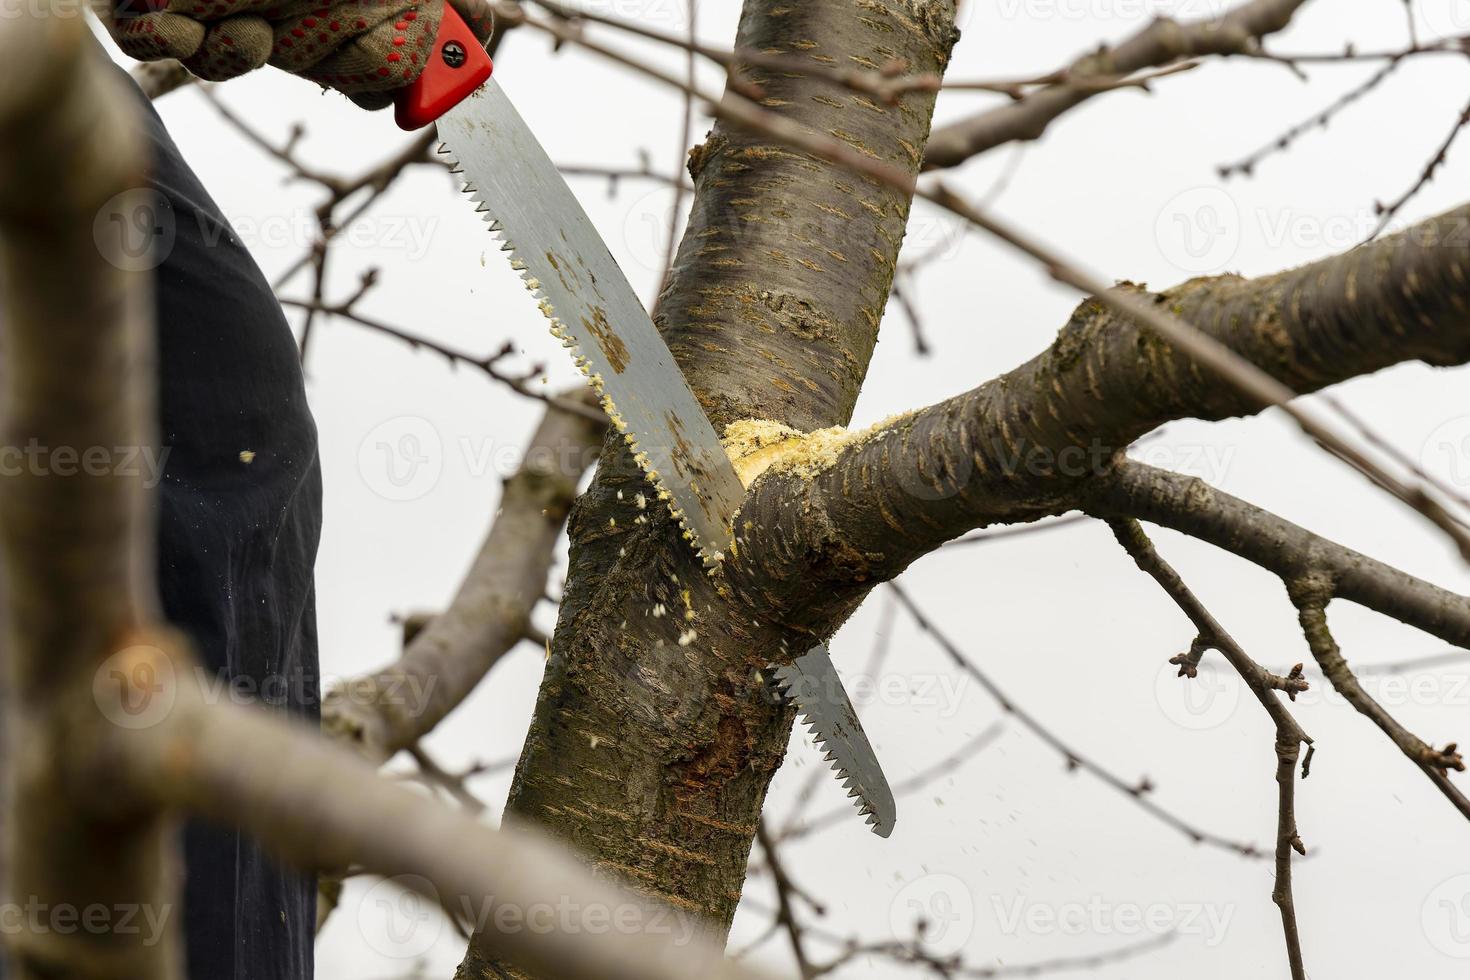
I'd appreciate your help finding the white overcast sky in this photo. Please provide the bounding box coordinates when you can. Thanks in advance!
[101,1,1470,977]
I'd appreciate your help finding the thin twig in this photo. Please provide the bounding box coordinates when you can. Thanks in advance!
[406,744,490,814]
[1104,519,1311,979]
[756,821,814,979]
[1219,59,1405,179]
[779,721,1005,844]
[1292,589,1469,819]
[655,0,697,305]
[277,295,607,422]
[888,582,1269,857]
[1370,94,1470,238]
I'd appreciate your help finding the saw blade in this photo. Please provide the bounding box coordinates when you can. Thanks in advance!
[437,79,746,565]
[438,80,893,837]
[770,644,896,837]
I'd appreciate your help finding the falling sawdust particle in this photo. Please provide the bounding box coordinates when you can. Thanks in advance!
[721,414,911,489]
[238,450,256,465]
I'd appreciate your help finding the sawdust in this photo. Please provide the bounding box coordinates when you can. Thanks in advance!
[722,414,910,489]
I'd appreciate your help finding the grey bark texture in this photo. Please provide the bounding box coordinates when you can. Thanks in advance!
[458,2,960,975]
[0,16,180,979]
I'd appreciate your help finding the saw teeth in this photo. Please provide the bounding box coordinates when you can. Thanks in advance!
[442,139,725,568]
[814,724,881,823]
[770,654,893,838]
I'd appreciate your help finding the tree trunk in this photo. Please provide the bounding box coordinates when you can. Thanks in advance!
[456,2,959,975]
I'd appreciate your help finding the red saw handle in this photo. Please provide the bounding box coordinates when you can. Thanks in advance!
[393,5,494,131]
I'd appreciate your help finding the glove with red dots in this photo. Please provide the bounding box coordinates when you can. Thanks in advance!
[104,0,494,108]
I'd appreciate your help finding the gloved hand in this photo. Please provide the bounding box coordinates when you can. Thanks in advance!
[103,0,494,108]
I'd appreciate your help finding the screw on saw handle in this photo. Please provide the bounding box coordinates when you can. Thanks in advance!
[393,4,494,131]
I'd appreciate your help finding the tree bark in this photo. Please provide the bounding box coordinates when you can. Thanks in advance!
[921,0,1307,170]
[1092,462,1470,648]
[457,2,959,975]
[0,21,181,979]
[728,204,1470,630]
[323,390,607,766]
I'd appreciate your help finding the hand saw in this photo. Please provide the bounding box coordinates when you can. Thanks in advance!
[393,10,895,836]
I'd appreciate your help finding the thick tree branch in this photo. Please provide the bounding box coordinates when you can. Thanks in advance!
[323,390,607,766]
[110,654,781,980]
[525,10,1470,550]
[728,203,1470,633]
[1095,463,1470,649]
[314,393,602,932]
[922,0,1310,169]
[0,20,181,979]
